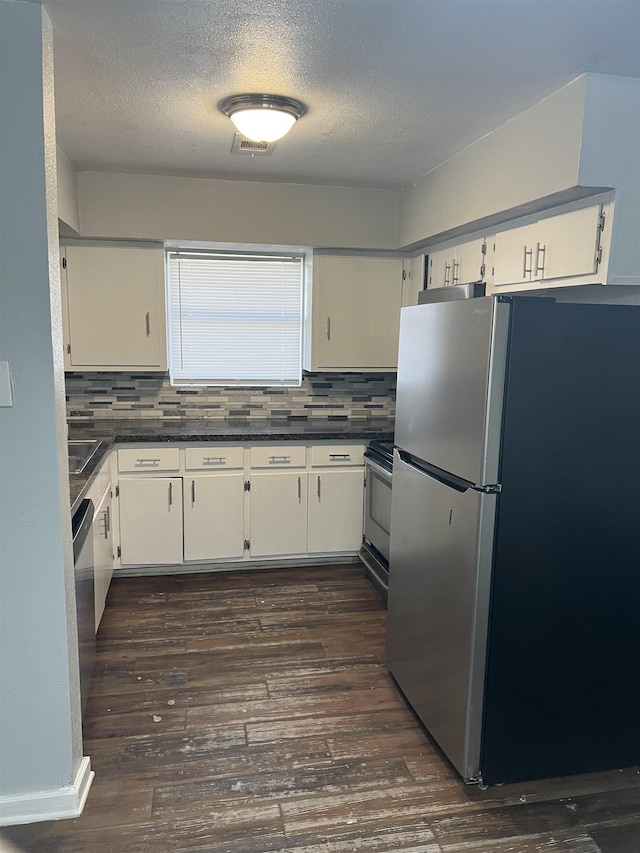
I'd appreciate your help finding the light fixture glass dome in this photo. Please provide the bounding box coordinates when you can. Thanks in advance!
[221,94,305,143]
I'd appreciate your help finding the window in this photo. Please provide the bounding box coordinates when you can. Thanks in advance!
[167,250,304,386]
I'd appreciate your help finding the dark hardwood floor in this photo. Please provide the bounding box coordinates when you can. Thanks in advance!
[3,565,640,853]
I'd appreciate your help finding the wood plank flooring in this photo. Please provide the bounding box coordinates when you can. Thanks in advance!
[3,565,640,853]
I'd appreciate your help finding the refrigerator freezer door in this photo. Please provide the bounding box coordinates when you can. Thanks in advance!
[394,297,509,485]
[387,451,496,781]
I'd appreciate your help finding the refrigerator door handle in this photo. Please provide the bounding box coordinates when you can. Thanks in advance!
[397,450,501,495]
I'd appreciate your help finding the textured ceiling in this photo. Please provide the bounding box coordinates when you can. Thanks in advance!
[43,0,640,189]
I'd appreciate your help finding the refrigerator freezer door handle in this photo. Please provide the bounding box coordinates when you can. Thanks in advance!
[397,450,470,493]
[397,450,501,495]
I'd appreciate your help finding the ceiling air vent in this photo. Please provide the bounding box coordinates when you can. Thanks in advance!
[231,133,274,156]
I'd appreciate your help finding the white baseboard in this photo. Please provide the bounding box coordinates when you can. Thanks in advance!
[0,756,94,827]
[114,554,361,577]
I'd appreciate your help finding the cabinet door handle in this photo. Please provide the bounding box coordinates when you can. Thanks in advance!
[317,475,321,500]
[535,242,546,278]
[452,260,460,284]
[169,482,173,507]
[297,476,301,502]
[145,312,151,337]
[191,479,196,505]
[103,509,109,539]
[326,317,331,340]
[523,246,533,279]
[444,262,451,286]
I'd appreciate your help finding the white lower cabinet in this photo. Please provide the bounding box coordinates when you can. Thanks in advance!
[93,484,114,631]
[114,441,367,567]
[249,471,308,557]
[307,469,365,554]
[183,474,245,561]
[118,476,183,565]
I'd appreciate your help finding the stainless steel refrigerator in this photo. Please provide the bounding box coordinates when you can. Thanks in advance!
[387,292,640,786]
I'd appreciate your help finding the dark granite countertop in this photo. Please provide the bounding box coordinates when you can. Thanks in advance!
[69,418,394,510]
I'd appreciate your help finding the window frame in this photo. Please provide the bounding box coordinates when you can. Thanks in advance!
[166,248,305,388]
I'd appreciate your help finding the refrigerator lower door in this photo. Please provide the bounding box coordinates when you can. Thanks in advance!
[386,451,496,782]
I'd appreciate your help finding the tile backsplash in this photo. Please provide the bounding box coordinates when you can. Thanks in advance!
[66,372,396,422]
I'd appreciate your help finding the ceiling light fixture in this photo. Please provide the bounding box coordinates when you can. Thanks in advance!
[220,94,306,143]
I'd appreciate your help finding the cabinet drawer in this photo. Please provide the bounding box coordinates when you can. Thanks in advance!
[118,447,180,473]
[250,446,306,469]
[310,445,364,466]
[185,446,244,471]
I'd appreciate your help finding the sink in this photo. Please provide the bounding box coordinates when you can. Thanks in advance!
[68,439,102,474]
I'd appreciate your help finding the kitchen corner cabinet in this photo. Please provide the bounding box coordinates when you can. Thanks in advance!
[61,244,167,371]
[402,255,425,307]
[82,451,115,632]
[93,483,114,631]
[492,204,606,289]
[305,255,403,371]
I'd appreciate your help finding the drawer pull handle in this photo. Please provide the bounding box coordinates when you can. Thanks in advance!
[329,454,351,460]
[136,458,160,465]
[203,457,225,464]
[269,456,291,463]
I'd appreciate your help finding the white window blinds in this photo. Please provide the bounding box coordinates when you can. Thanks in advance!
[167,251,303,386]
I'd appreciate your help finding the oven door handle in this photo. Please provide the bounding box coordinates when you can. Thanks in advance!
[365,456,393,484]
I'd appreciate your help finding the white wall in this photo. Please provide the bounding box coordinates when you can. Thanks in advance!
[0,1,90,825]
[398,76,588,249]
[77,171,400,249]
[56,144,80,235]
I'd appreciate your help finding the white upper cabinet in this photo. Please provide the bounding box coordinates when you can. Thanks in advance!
[454,237,488,286]
[402,255,425,307]
[427,238,487,288]
[427,247,455,289]
[62,244,167,371]
[492,204,606,289]
[304,255,403,371]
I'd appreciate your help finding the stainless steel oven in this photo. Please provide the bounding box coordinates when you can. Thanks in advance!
[360,439,393,603]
